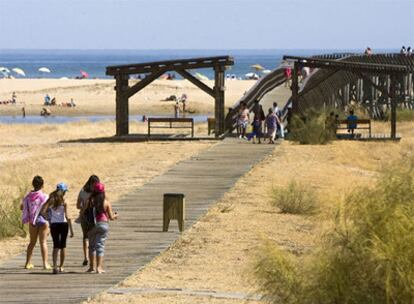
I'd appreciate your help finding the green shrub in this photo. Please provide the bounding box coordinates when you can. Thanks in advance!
[255,158,414,303]
[253,241,302,304]
[272,181,319,215]
[0,186,28,239]
[289,108,335,145]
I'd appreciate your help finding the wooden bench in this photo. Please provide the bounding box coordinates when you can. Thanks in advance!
[336,119,371,137]
[148,117,194,137]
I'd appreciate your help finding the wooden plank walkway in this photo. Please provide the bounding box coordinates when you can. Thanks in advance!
[0,138,274,303]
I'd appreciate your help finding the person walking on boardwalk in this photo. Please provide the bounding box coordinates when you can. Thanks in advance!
[237,102,249,139]
[265,108,279,144]
[77,175,100,266]
[41,183,74,274]
[86,182,118,274]
[249,104,265,144]
[21,176,50,270]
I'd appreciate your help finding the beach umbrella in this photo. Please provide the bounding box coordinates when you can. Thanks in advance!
[245,72,259,79]
[262,69,272,75]
[250,64,265,71]
[195,72,209,81]
[80,70,89,78]
[38,67,51,73]
[12,68,26,77]
[0,67,10,74]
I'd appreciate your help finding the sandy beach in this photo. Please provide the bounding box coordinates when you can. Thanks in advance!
[0,79,256,117]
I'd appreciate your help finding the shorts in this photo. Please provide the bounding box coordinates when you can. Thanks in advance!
[238,120,248,129]
[80,217,89,240]
[50,223,69,249]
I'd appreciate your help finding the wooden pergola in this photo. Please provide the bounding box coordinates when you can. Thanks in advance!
[106,56,234,137]
[283,55,411,139]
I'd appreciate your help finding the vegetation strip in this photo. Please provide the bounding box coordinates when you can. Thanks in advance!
[107,287,264,301]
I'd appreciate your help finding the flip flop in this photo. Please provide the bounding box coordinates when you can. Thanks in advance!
[24,264,34,270]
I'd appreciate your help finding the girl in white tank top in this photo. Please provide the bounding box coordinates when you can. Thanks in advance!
[42,183,74,274]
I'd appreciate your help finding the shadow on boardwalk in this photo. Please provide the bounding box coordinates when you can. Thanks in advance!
[0,138,275,304]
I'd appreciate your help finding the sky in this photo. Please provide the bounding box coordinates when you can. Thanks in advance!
[0,0,413,50]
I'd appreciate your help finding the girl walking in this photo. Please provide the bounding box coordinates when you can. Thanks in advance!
[265,108,280,144]
[21,176,50,270]
[42,183,74,274]
[87,182,118,274]
[77,175,100,266]
[251,104,265,144]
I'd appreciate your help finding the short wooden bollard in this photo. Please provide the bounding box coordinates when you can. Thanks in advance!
[163,193,185,232]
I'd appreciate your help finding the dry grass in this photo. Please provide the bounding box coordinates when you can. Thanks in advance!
[87,121,414,304]
[271,181,319,215]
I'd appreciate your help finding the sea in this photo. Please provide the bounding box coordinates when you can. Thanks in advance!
[0,49,391,80]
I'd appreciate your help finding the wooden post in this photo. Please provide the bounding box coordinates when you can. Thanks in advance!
[163,193,185,232]
[291,62,300,114]
[214,65,225,137]
[115,74,129,136]
[390,74,397,139]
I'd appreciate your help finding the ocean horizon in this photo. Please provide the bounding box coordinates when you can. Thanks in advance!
[0,48,398,79]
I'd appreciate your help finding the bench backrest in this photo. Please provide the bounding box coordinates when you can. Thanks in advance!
[148,117,194,123]
[338,119,371,125]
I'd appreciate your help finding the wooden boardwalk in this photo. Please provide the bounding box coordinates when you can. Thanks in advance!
[0,138,274,303]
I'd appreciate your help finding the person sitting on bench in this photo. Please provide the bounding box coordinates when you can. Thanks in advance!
[347,110,358,135]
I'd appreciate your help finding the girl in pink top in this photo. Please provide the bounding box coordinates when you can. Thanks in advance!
[21,176,50,270]
[87,182,118,274]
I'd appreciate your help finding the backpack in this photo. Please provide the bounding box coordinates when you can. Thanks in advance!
[83,200,96,232]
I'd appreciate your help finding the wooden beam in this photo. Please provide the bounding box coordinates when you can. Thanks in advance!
[125,69,166,98]
[107,56,234,76]
[298,69,339,97]
[357,72,390,98]
[291,62,300,114]
[115,74,129,136]
[390,74,397,139]
[176,69,215,97]
[214,65,225,137]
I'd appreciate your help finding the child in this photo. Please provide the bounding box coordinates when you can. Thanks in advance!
[237,102,249,139]
[42,183,74,274]
[250,104,265,144]
[21,176,50,270]
[265,108,279,144]
[87,182,118,274]
[77,175,100,266]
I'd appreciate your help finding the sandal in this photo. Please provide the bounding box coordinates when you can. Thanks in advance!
[24,263,34,270]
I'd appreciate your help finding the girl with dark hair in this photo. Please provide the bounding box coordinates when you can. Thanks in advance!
[77,175,100,266]
[21,175,50,270]
[41,183,74,274]
[87,182,118,274]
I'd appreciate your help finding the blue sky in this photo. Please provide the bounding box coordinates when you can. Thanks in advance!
[0,0,413,50]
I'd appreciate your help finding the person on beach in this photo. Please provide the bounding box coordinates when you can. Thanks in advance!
[21,176,50,270]
[347,110,358,135]
[284,67,292,87]
[174,101,180,118]
[44,94,51,106]
[237,102,249,139]
[249,104,265,144]
[77,175,100,266]
[11,92,17,104]
[41,183,74,274]
[265,108,279,144]
[86,182,118,274]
